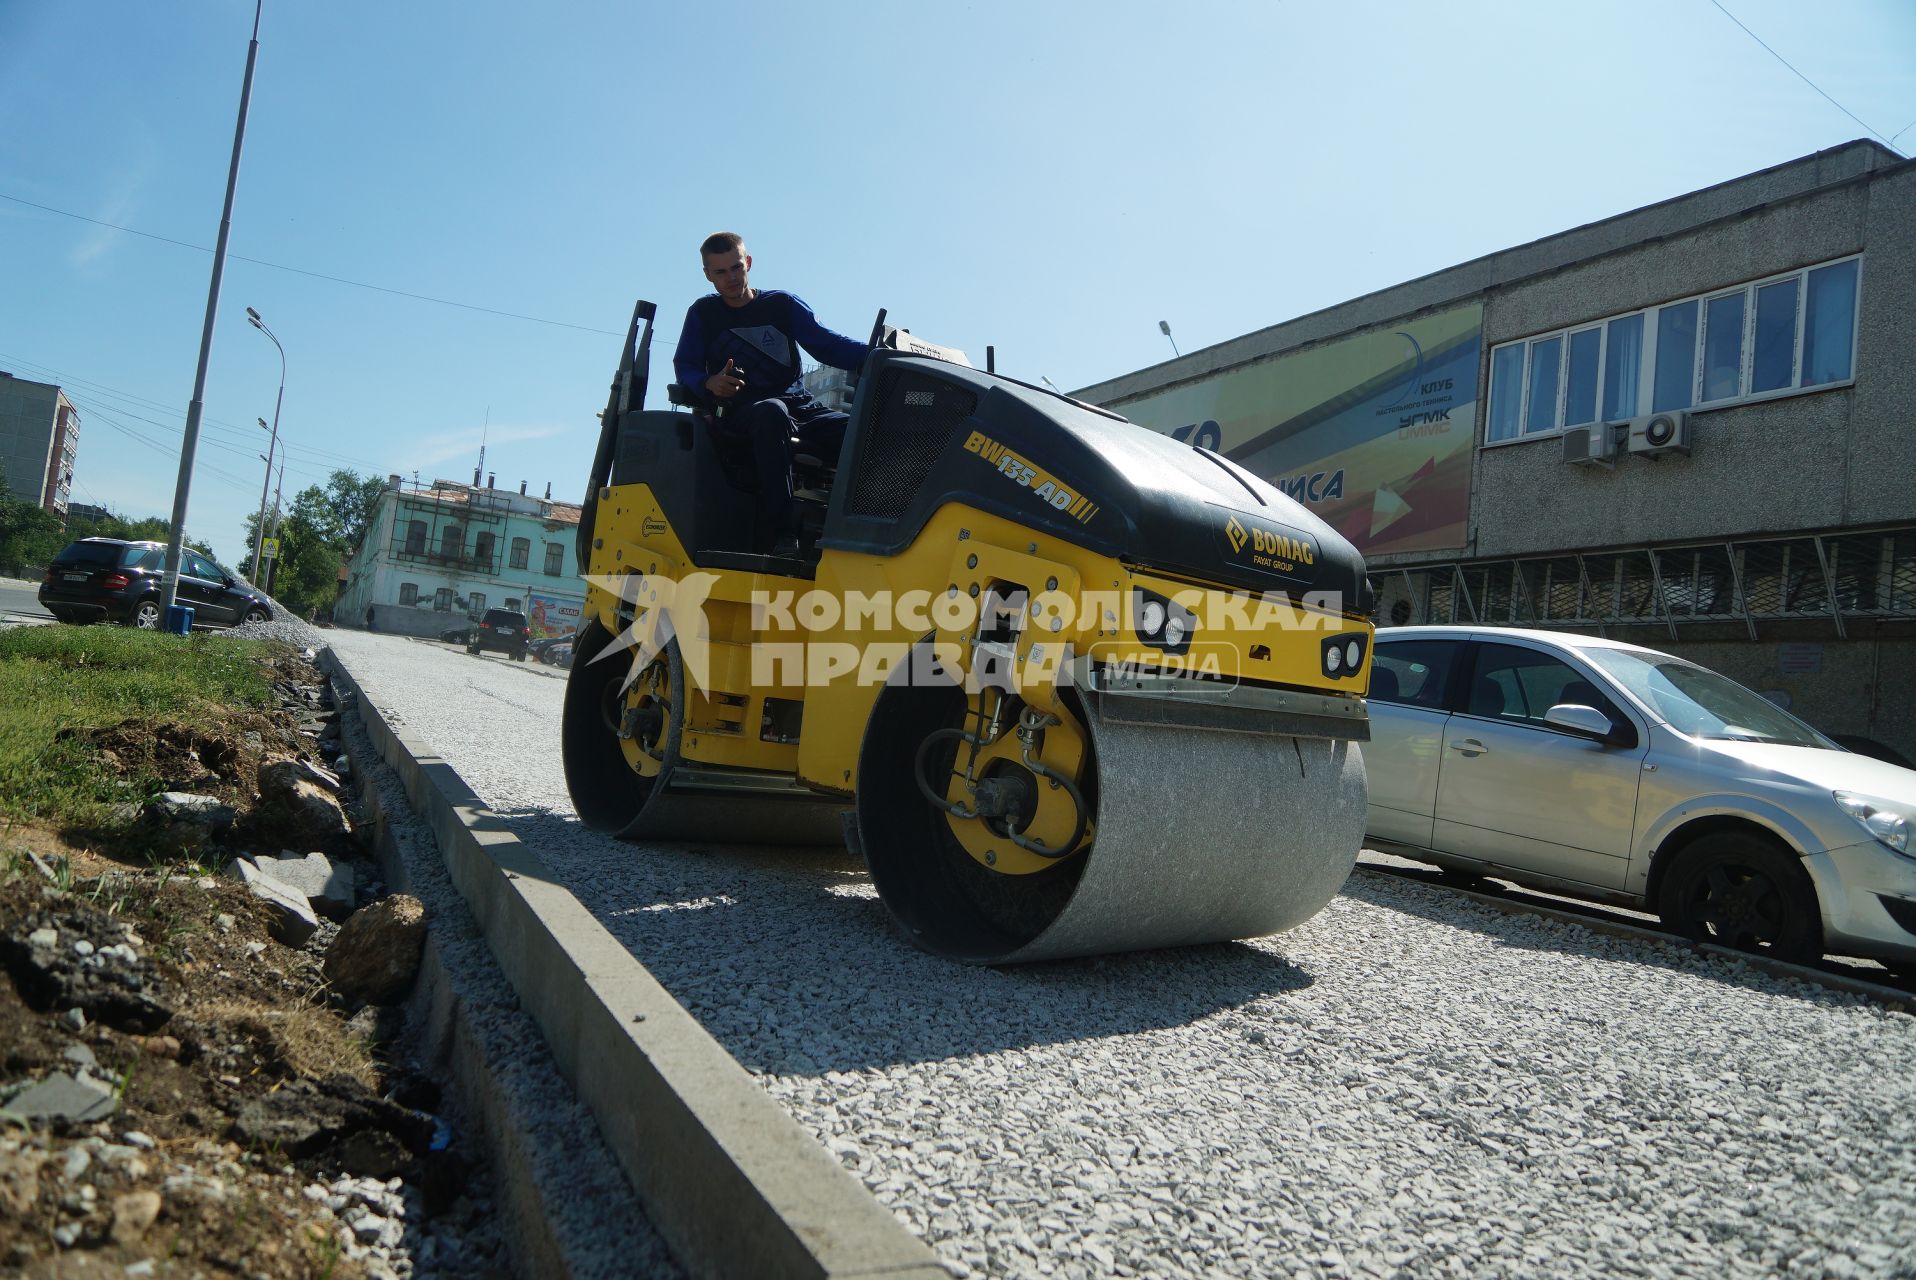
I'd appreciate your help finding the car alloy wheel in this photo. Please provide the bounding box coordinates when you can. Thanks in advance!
[1656,831,1821,961]
[243,607,269,624]
[129,599,163,630]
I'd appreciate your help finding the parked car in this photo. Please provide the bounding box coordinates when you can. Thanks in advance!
[1363,626,1916,969]
[467,608,529,660]
[38,538,272,630]
[438,623,475,645]
[530,634,574,665]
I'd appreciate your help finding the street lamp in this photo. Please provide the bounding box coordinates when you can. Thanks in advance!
[1159,320,1180,358]
[246,306,284,588]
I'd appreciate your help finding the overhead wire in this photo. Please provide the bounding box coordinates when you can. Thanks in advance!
[1706,0,1897,148]
[0,191,623,337]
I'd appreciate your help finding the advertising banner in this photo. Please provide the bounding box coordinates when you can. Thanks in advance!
[1107,303,1481,556]
[527,592,583,641]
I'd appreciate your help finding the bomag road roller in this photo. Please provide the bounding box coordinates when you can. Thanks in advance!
[564,300,1375,964]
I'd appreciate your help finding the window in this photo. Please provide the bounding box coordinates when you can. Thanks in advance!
[186,552,224,581]
[1485,255,1862,441]
[544,543,565,576]
[1563,328,1601,427]
[510,538,530,570]
[440,524,463,560]
[1701,292,1745,402]
[468,591,486,617]
[399,583,418,606]
[474,531,495,566]
[1465,644,1625,729]
[405,520,427,555]
[1651,300,1697,412]
[504,597,521,612]
[1370,639,1463,710]
[1487,344,1525,443]
[1601,313,1642,421]
[1803,259,1859,386]
[433,587,453,612]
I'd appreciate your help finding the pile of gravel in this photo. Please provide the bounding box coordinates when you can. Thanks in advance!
[224,598,326,650]
[326,630,1916,1279]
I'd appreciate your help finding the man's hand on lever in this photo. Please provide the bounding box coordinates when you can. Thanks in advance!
[705,359,744,400]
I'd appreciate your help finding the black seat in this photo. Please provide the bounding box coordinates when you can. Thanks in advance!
[661,384,833,557]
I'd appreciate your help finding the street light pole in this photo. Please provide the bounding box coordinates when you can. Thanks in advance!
[160,0,263,621]
[247,307,284,587]
[1158,320,1181,358]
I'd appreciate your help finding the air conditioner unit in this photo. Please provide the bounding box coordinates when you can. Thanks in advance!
[1562,422,1616,467]
[1627,411,1691,457]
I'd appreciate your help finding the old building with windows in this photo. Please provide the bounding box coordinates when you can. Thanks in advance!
[334,476,585,640]
[1077,140,1915,762]
[0,371,80,516]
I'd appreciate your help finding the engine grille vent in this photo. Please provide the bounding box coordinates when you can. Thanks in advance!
[845,369,977,521]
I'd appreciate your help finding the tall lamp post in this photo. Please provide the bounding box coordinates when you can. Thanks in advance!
[246,306,284,588]
[1158,320,1181,358]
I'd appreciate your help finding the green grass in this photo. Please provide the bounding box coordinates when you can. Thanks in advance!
[0,626,276,827]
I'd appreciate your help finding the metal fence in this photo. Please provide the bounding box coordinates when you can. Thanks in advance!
[1375,526,1916,640]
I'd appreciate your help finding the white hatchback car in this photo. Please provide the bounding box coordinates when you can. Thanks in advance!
[1363,626,1916,968]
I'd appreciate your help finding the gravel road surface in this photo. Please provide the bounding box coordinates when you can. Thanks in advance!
[326,626,1916,1280]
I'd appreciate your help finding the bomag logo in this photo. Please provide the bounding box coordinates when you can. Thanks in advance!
[642,517,667,537]
[1219,510,1317,580]
[963,431,1099,524]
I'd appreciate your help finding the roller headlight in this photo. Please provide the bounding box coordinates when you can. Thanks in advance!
[1140,600,1166,638]
[1835,792,1911,856]
[1321,631,1368,681]
[1163,616,1186,648]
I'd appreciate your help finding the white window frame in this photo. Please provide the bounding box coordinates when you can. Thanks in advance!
[1484,253,1862,447]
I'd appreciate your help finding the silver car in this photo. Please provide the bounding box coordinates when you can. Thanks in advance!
[1363,626,1916,968]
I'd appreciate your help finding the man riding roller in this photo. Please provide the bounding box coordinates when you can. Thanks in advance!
[673,232,869,559]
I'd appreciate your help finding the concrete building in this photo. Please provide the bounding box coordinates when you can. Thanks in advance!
[334,476,585,640]
[1077,140,1915,763]
[0,372,79,516]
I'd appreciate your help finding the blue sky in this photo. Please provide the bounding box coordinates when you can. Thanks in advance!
[2,0,1911,565]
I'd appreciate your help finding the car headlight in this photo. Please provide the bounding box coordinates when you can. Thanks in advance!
[1834,791,1911,856]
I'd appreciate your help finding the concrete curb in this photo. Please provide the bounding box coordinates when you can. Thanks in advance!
[342,707,577,1279]
[323,649,947,1280]
[1352,862,1912,1012]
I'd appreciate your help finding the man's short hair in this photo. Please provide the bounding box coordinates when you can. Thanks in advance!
[700,231,744,259]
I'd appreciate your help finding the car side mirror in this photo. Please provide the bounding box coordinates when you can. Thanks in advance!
[1545,703,1629,746]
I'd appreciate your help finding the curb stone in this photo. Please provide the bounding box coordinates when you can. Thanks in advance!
[322,647,946,1280]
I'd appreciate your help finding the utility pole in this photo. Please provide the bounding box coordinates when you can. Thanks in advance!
[264,462,284,593]
[247,307,285,584]
[161,0,263,624]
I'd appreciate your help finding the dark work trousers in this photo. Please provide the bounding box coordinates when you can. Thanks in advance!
[718,396,849,545]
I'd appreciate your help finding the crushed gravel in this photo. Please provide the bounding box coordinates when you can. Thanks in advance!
[326,626,1916,1279]
[334,669,682,1279]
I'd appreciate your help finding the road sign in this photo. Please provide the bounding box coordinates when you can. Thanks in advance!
[260,537,279,561]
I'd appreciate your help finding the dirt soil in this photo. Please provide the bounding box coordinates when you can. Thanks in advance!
[0,648,489,1279]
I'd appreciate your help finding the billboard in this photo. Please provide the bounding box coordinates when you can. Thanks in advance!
[527,592,583,641]
[1106,303,1481,556]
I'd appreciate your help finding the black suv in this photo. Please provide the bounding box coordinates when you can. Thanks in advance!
[39,538,273,630]
[467,608,530,660]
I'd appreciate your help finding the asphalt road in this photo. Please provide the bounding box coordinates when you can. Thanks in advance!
[0,577,53,626]
[329,627,1916,1280]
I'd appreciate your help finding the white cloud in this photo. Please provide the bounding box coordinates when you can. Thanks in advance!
[405,422,570,470]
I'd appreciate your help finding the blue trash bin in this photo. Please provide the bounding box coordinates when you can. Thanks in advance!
[163,604,195,636]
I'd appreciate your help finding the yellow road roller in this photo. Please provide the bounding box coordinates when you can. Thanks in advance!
[564,300,1374,963]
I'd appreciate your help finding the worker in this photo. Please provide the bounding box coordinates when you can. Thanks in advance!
[672,231,869,558]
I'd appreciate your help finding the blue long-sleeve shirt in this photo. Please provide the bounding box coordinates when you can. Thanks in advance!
[673,289,869,404]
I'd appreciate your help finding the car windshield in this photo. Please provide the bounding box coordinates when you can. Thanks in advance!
[1580,648,1828,746]
[57,541,125,565]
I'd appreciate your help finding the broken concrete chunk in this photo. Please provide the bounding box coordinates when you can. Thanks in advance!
[258,852,355,921]
[231,860,320,948]
[5,1071,118,1124]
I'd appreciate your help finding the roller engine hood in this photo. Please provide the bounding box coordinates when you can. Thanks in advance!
[824,356,1371,612]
